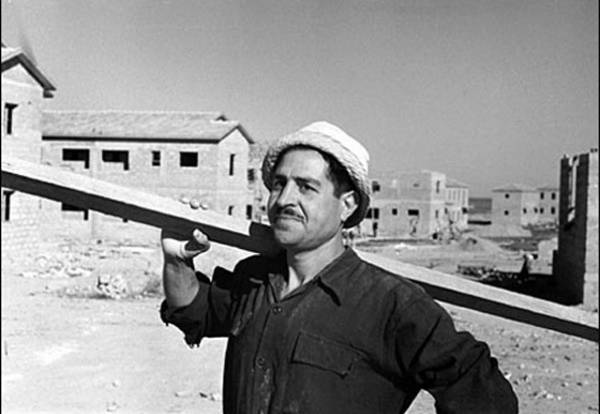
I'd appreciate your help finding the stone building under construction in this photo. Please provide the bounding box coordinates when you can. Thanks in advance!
[40,110,256,240]
[555,149,598,306]
[2,43,258,253]
[359,170,469,239]
[1,44,55,260]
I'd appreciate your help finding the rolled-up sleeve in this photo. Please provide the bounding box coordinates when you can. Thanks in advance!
[392,297,518,414]
[160,267,236,346]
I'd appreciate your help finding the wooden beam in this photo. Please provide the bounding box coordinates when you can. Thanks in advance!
[356,251,598,342]
[2,156,598,342]
[1,157,279,255]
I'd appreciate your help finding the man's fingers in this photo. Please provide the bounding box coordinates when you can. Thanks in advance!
[161,228,210,260]
[182,229,210,256]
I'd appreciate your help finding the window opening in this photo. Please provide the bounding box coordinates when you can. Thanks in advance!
[61,203,89,220]
[372,181,381,193]
[2,190,14,222]
[229,154,236,176]
[180,152,198,167]
[567,157,578,222]
[62,149,90,169]
[152,151,161,167]
[4,103,18,135]
[373,208,380,220]
[102,150,129,170]
[247,168,256,183]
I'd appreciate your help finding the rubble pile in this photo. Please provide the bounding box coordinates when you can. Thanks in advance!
[19,252,92,280]
[15,239,163,300]
[95,274,129,300]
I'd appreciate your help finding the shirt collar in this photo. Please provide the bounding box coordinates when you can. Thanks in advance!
[315,248,362,305]
[267,248,361,306]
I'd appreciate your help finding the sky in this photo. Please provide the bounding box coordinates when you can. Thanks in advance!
[2,0,598,196]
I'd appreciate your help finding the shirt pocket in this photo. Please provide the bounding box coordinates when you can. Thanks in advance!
[291,331,361,377]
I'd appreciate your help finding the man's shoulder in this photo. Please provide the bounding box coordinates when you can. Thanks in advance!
[351,254,430,305]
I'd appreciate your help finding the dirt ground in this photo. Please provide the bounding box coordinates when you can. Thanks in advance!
[1,235,598,414]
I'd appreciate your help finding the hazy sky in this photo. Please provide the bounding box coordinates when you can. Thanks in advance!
[2,0,598,196]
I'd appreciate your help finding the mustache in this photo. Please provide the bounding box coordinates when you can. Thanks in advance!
[272,207,304,220]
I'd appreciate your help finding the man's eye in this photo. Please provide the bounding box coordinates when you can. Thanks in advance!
[272,180,284,190]
[299,183,315,193]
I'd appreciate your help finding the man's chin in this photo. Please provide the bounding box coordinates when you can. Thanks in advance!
[272,228,301,247]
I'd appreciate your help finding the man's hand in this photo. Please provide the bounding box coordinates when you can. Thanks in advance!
[162,197,211,261]
[161,228,211,262]
[161,198,211,307]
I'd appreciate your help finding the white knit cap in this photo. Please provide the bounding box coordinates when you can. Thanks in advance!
[261,121,371,228]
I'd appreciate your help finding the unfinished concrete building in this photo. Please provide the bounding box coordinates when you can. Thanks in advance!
[359,171,468,238]
[555,150,598,306]
[490,183,560,233]
[1,44,55,260]
[537,185,559,225]
[445,178,469,230]
[491,184,540,229]
[40,110,256,240]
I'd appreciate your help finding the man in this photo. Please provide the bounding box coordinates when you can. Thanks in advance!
[160,122,518,413]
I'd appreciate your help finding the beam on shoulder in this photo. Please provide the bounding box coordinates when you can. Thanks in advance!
[356,251,598,342]
[2,156,598,342]
[1,157,279,255]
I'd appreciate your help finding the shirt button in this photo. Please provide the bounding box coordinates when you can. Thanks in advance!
[272,305,283,314]
[256,356,266,367]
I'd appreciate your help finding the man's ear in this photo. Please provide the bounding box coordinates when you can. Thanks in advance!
[340,190,358,223]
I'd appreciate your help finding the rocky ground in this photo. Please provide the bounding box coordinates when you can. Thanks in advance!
[1,235,598,413]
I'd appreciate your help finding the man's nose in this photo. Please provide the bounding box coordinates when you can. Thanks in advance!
[275,182,298,206]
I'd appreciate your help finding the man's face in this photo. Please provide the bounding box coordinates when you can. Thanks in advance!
[267,148,347,253]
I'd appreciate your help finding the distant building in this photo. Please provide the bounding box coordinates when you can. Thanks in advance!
[1,44,55,260]
[40,110,256,239]
[445,178,469,230]
[491,183,540,228]
[537,185,559,225]
[360,170,468,238]
[555,150,598,306]
[247,141,269,224]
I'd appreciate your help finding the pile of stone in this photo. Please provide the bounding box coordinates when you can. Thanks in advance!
[95,274,129,300]
[19,253,92,280]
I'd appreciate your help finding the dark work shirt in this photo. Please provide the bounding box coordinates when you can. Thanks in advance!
[160,248,518,414]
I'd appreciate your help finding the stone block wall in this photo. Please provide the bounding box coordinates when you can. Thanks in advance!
[1,66,46,261]
[491,190,539,227]
[214,129,252,218]
[538,188,559,224]
[38,128,253,243]
[556,151,598,305]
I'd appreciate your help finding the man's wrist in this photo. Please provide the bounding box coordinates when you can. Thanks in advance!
[164,253,195,273]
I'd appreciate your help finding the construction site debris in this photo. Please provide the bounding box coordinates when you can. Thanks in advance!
[96,274,129,300]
